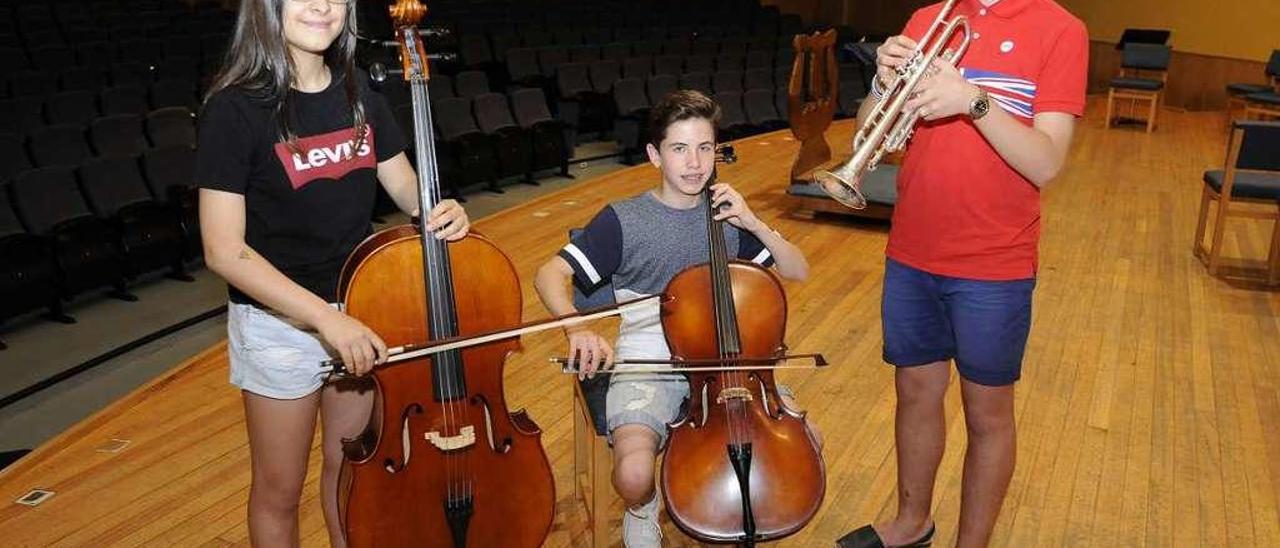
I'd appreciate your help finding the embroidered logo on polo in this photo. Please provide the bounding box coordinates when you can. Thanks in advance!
[960,67,1035,119]
[273,126,376,190]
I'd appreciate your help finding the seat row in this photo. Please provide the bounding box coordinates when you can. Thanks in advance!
[377,85,574,196]
[1,108,193,176]
[1,100,195,152]
[0,146,199,348]
[1,89,197,138]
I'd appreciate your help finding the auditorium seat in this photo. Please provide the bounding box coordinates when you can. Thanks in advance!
[510,87,572,177]
[612,77,650,165]
[73,43,115,69]
[161,36,201,61]
[0,97,46,136]
[154,58,200,85]
[631,40,661,58]
[653,55,682,77]
[568,44,601,64]
[745,50,772,70]
[117,38,163,66]
[7,70,58,98]
[646,74,677,103]
[775,84,789,119]
[474,92,535,184]
[145,106,196,148]
[685,54,714,74]
[58,66,107,93]
[582,27,612,47]
[714,91,754,140]
[9,166,134,302]
[90,114,148,158]
[27,124,91,168]
[141,145,201,258]
[537,46,569,79]
[78,156,191,280]
[47,90,99,126]
[434,96,501,194]
[743,88,787,132]
[744,67,773,91]
[0,179,69,342]
[454,70,490,101]
[712,69,744,93]
[28,45,76,68]
[0,134,33,182]
[622,56,653,80]
[679,71,712,95]
[601,42,631,62]
[715,53,745,72]
[588,59,621,94]
[101,84,150,116]
[109,61,153,87]
[557,62,609,133]
[427,73,454,103]
[661,38,691,57]
[149,78,198,110]
[505,47,544,89]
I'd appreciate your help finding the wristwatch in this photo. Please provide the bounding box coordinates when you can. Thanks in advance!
[969,87,991,120]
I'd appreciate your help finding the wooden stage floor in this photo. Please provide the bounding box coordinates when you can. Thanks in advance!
[2,100,1278,547]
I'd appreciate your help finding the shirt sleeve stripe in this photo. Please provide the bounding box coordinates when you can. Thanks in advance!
[750,247,772,265]
[562,243,602,284]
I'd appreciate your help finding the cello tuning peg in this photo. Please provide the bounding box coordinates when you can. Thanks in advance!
[368,62,405,84]
[369,62,388,83]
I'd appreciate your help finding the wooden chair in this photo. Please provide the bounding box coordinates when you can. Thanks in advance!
[1105,43,1171,133]
[1243,90,1280,122]
[567,228,618,547]
[572,377,615,548]
[1193,120,1280,285]
[1225,49,1279,123]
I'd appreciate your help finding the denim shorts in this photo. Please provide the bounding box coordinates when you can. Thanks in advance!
[881,258,1035,386]
[606,368,688,447]
[227,303,338,399]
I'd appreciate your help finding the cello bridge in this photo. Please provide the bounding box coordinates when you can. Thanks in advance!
[716,387,754,404]
[425,425,476,451]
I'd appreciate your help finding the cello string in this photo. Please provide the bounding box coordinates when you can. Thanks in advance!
[408,36,461,504]
[706,186,744,448]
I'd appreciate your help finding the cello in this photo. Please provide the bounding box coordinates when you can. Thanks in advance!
[335,0,554,545]
[659,148,826,545]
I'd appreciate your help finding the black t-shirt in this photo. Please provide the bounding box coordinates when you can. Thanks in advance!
[195,68,406,305]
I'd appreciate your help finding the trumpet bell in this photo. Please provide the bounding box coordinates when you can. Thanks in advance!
[814,168,868,210]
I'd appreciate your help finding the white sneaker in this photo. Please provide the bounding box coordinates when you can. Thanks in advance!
[622,495,663,548]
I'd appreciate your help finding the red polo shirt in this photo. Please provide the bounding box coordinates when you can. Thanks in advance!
[886,0,1087,280]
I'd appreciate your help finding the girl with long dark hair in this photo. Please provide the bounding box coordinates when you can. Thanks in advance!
[196,0,469,545]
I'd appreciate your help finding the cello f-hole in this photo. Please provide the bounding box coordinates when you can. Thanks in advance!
[471,394,513,453]
[385,402,423,473]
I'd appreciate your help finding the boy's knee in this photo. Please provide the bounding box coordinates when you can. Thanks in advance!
[613,451,656,500]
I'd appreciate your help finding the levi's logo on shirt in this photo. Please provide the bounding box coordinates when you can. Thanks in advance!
[273,126,376,190]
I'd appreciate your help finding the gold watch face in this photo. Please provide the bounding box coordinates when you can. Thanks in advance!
[971,94,990,118]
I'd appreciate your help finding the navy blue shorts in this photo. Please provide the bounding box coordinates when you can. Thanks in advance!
[881,258,1036,386]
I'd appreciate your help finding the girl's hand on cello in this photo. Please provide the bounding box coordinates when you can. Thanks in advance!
[424,199,470,241]
[317,310,388,376]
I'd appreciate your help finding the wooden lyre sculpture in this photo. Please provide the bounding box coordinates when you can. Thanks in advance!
[786,29,839,185]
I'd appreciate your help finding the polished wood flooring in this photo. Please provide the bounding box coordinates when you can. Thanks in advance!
[2,99,1278,547]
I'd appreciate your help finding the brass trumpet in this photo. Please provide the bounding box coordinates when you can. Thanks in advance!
[815,0,972,209]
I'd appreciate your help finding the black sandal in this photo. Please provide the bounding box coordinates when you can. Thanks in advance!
[835,523,936,548]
